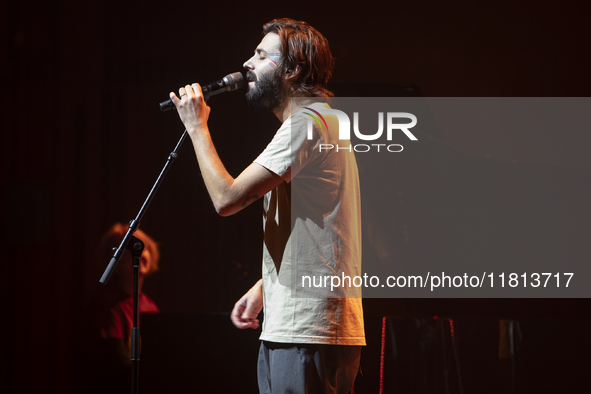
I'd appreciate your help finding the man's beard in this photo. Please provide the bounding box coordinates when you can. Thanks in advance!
[245,70,284,112]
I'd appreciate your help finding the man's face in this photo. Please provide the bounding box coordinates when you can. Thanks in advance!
[243,32,284,111]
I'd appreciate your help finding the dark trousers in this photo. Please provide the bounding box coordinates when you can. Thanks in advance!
[257,341,361,394]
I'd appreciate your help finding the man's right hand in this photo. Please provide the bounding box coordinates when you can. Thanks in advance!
[231,279,263,329]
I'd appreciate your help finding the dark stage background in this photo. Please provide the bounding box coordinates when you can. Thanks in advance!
[2,0,591,393]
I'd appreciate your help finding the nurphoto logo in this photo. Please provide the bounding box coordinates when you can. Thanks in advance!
[304,108,418,153]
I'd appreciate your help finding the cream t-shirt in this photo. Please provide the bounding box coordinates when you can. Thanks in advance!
[254,102,365,346]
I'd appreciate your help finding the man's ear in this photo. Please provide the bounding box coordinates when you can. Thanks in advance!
[139,249,151,276]
[284,65,301,82]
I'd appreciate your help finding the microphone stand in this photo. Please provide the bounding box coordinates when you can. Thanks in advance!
[99,128,188,394]
[128,236,143,394]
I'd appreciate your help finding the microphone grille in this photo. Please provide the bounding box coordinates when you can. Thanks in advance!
[226,72,245,91]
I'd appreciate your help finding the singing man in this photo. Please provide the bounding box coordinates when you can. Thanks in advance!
[170,18,365,394]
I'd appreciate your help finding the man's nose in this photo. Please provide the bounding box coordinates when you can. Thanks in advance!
[243,55,254,70]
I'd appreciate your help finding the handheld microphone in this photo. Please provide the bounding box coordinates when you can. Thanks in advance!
[159,72,245,111]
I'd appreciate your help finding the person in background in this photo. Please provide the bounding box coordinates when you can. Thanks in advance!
[85,223,160,393]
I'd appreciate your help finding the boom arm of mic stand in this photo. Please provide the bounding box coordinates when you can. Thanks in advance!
[99,129,189,284]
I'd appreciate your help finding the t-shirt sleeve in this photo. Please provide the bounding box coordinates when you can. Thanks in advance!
[254,114,323,183]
